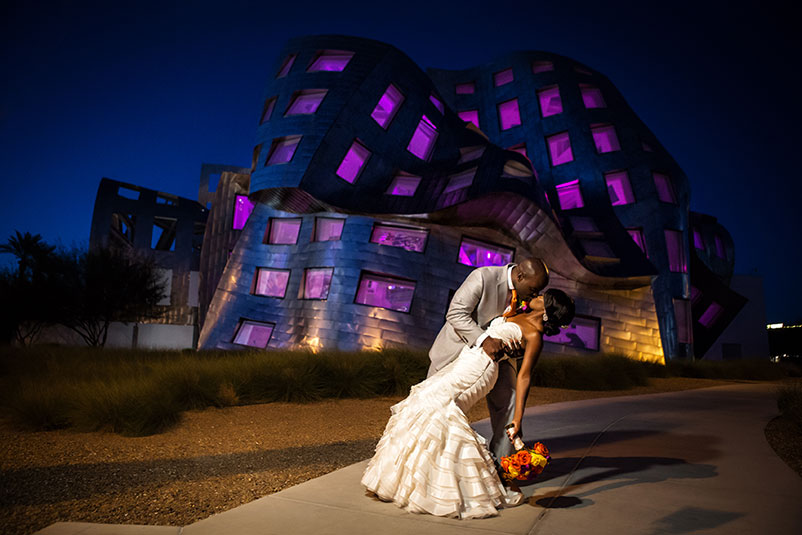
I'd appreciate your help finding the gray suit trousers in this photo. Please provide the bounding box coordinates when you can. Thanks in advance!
[486,358,517,461]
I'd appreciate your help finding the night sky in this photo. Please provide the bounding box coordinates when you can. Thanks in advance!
[2,0,800,323]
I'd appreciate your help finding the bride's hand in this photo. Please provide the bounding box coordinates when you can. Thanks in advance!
[507,421,521,441]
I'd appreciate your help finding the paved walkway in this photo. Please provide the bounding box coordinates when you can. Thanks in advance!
[36,383,802,534]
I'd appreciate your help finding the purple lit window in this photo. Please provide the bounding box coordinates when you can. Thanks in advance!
[556,179,584,210]
[653,172,677,203]
[302,268,334,300]
[276,54,296,78]
[665,230,687,273]
[580,84,606,108]
[265,136,301,165]
[591,124,621,153]
[253,268,290,298]
[546,131,573,165]
[370,224,428,253]
[582,240,616,258]
[570,216,598,232]
[605,170,635,205]
[699,301,723,328]
[532,60,554,73]
[444,169,475,193]
[336,140,371,183]
[693,229,705,250]
[355,272,416,313]
[458,110,479,128]
[673,299,692,344]
[233,195,255,230]
[627,228,648,256]
[232,320,274,348]
[385,172,421,196]
[498,99,521,130]
[458,237,514,267]
[265,218,302,245]
[429,94,444,113]
[714,235,726,258]
[260,97,277,123]
[285,89,327,115]
[544,315,600,351]
[407,115,438,161]
[456,82,475,94]
[537,86,563,117]
[313,217,344,241]
[494,68,514,86]
[371,84,405,128]
[307,50,353,72]
[690,286,702,304]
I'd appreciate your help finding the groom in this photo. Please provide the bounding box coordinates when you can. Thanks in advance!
[428,258,549,461]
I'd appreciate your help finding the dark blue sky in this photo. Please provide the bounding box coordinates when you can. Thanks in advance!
[2,0,800,322]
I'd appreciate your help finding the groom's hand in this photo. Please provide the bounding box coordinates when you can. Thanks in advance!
[481,336,504,360]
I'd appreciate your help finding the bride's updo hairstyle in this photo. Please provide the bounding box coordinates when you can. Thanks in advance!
[543,289,575,336]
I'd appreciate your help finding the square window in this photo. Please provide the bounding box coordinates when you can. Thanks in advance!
[456,82,475,94]
[152,216,177,251]
[546,131,573,165]
[497,98,522,130]
[714,235,726,258]
[260,97,277,123]
[627,228,648,256]
[336,140,371,183]
[591,124,621,153]
[371,84,405,128]
[385,172,422,196]
[265,135,301,165]
[537,85,563,117]
[429,94,444,114]
[264,218,302,245]
[458,110,480,129]
[370,223,428,253]
[665,229,687,273]
[543,314,600,351]
[653,172,677,203]
[232,319,275,348]
[301,268,334,299]
[604,170,635,205]
[355,272,416,312]
[699,301,724,328]
[532,60,554,73]
[444,168,475,194]
[494,68,514,86]
[307,50,353,72]
[693,229,705,250]
[407,115,438,161]
[457,237,514,267]
[276,54,296,78]
[673,299,692,343]
[580,84,606,108]
[233,195,255,230]
[582,240,616,259]
[253,268,290,298]
[285,89,327,115]
[556,179,584,209]
[313,217,344,241]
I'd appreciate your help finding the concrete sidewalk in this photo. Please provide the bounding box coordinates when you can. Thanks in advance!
[36,383,802,534]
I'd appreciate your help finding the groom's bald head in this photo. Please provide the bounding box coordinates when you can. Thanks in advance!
[512,258,549,300]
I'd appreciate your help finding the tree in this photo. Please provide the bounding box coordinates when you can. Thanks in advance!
[0,231,55,282]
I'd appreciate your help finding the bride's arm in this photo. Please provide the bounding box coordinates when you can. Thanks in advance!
[509,330,543,438]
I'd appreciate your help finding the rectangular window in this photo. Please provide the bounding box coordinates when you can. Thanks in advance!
[156,194,176,206]
[665,229,687,273]
[260,97,277,123]
[276,54,296,78]
[355,272,416,312]
[580,84,606,108]
[653,172,677,203]
[543,315,600,351]
[458,110,480,129]
[313,217,344,241]
[232,319,275,348]
[627,228,647,256]
[673,299,692,344]
[458,236,514,267]
[336,140,371,183]
[385,172,422,196]
[714,235,726,258]
[556,179,584,209]
[264,218,302,245]
[301,268,334,300]
[117,185,140,200]
[152,216,177,251]
[429,94,444,113]
[570,216,599,233]
[371,84,405,128]
[444,168,475,194]
[494,68,514,86]
[370,223,428,253]
[285,89,327,115]
[111,212,136,245]
[699,301,724,328]
[497,98,522,130]
[265,135,301,165]
[532,60,554,73]
[604,170,635,205]
[537,85,562,117]
[407,115,438,161]
[253,268,290,298]
[233,195,255,230]
[307,50,353,72]
[591,124,621,153]
[582,240,616,258]
[546,131,573,165]
[455,82,475,94]
[693,229,705,250]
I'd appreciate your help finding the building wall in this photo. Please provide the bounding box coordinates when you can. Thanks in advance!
[705,274,769,360]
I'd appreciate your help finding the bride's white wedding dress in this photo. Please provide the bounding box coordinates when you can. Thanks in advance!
[361,317,524,519]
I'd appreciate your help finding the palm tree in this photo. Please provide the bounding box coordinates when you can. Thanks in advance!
[0,231,56,280]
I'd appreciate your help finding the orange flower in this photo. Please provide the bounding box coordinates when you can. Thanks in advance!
[509,457,522,469]
[532,442,550,457]
[517,450,532,465]
[500,457,510,470]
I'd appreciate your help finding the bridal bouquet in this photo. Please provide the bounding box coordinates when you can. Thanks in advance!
[499,442,550,483]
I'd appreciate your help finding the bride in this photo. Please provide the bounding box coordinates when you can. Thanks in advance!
[361,288,575,519]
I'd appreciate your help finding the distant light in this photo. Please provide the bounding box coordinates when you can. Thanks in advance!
[767,323,784,329]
